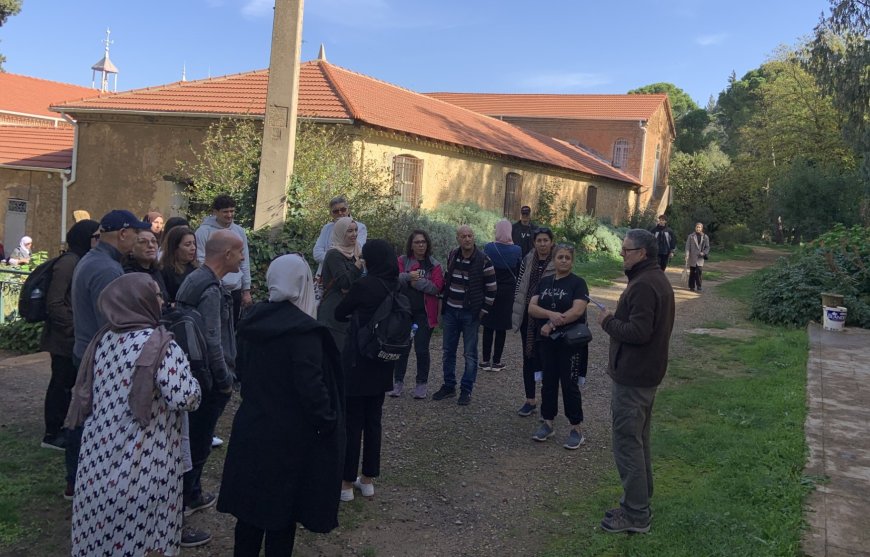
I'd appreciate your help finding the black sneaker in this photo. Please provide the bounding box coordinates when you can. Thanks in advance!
[180,527,212,547]
[457,391,472,406]
[184,492,216,517]
[431,385,456,401]
[600,507,650,533]
[489,362,505,372]
[517,402,537,417]
[41,433,66,452]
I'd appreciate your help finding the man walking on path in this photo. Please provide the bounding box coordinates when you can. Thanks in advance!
[433,225,497,406]
[65,210,151,498]
[511,205,535,258]
[650,215,677,271]
[596,229,675,534]
[685,222,710,292]
[177,229,243,547]
[195,194,252,325]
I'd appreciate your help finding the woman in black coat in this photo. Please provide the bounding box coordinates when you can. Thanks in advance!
[334,239,397,501]
[217,254,344,556]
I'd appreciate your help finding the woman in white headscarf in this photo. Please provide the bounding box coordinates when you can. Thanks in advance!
[317,216,364,350]
[218,254,345,557]
[8,235,32,265]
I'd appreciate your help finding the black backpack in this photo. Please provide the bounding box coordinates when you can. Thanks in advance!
[357,279,414,363]
[17,253,73,323]
[160,305,212,393]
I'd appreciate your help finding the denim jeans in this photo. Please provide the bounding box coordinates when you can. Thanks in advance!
[441,306,480,394]
[393,311,432,385]
[183,389,231,504]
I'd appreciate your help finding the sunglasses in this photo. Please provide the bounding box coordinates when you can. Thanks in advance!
[331,206,349,215]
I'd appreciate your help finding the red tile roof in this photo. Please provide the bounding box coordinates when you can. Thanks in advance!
[52,61,640,185]
[425,92,669,121]
[0,73,96,119]
[0,126,74,170]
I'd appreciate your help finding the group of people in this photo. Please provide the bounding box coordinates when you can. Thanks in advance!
[34,193,679,555]
[649,214,711,291]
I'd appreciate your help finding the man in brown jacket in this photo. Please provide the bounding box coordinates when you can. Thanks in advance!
[596,228,675,533]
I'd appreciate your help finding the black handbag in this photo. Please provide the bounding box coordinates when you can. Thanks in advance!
[550,321,592,346]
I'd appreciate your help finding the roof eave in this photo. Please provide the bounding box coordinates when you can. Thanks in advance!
[51,106,354,124]
[0,163,70,173]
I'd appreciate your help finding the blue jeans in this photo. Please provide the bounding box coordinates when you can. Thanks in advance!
[441,306,480,394]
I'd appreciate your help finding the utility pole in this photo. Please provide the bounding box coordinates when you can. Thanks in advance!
[253,0,304,231]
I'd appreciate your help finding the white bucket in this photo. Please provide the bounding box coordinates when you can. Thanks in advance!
[823,306,847,331]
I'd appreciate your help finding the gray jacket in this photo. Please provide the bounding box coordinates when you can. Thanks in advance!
[71,242,125,360]
[177,265,236,390]
[685,233,710,268]
[194,216,251,292]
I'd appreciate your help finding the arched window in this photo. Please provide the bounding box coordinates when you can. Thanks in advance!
[612,139,629,169]
[586,186,598,216]
[393,155,423,207]
[503,173,523,217]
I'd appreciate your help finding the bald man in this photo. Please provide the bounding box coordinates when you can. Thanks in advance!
[175,228,243,545]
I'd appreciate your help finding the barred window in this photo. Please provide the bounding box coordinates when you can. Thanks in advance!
[612,139,629,169]
[393,155,423,207]
[7,199,27,213]
[503,173,523,217]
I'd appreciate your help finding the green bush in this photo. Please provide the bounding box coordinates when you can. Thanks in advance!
[0,320,42,353]
[427,202,501,245]
[751,225,870,328]
[716,224,754,249]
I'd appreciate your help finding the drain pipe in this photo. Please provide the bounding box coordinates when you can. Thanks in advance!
[60,114,79,250]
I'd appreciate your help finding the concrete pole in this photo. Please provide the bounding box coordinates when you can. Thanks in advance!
[253,0,304,231]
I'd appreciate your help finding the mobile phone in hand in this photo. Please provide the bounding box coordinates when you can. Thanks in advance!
[585,295,606,311]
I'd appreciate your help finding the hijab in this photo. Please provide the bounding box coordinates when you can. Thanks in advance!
[65,274,175,428]
[145,211,163,224]
[494,219,513,244]
[18,236,32,256]
[362,239,398,281]
[66,220,99,258]
[329,216,361,259]
[267,253,316,318]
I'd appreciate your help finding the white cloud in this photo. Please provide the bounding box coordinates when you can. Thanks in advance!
[241,0,273,19]
[695,33,728,46]
[519,72,611,92]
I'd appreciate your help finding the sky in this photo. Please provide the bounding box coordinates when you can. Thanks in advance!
[1,0,830,106]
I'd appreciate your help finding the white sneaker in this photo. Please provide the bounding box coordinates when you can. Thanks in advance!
[211,436,224,448]
[353,477,375,497]
[340,488,354,502]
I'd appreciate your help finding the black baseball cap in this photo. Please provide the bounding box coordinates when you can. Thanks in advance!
[520,206,531,214]
[99,210,152,232]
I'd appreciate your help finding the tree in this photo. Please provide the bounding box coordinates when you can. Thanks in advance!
[0,0,22,71]
[714,68,772,156]
[628,82,698,119]
[808,0,870,183]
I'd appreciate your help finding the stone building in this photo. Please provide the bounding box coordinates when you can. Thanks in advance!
[51,58,647,231]
[0,73,95,256]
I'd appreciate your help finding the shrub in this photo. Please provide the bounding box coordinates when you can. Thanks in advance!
[427,202,502,245]
[0,320,42,353]
[716,224,754,249]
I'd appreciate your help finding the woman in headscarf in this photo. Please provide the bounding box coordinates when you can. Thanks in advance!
[144,211,165,239]
[8,235,32,265]
[38,220,100,451]
[67,273,201,557]
[334,239,398,501]
[218,254,344,556]
[481,219,522,372]
[317,216,363,350]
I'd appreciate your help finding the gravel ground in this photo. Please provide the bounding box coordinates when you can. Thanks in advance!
[0,247,783,557]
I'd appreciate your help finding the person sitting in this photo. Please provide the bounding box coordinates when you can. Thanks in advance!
[8,235,32,265]
[66,273,201,556]
[218,253,344,556]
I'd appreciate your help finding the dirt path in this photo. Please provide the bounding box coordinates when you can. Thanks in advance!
[0,247,785,557]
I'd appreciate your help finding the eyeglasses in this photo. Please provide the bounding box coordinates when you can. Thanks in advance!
[533,227,552,236]
[620,246,644,256]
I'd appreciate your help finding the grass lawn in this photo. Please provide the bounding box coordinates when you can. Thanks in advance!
[543,269,812,557]
[576,254,624,287]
